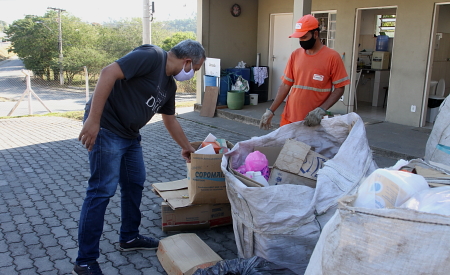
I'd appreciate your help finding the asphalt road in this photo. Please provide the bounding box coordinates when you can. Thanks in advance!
[0,58,196,117]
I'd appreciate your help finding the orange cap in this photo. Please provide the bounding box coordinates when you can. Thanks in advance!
[289,15,319,38]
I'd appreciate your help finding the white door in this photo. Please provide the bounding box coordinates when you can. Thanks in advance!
[269,13,293,100]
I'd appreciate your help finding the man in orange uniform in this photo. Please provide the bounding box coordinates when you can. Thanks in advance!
[260,14,350,129]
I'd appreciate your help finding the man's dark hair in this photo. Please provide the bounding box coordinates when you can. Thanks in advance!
[171,39,206,65]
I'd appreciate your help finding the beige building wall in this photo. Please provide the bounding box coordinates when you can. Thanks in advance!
[198,0,258,68]
[256,0,294,67]
[199,0,442,127]
[310,0,436,126]
[197,0,258,103]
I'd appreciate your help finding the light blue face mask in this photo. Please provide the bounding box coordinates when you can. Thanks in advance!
[174,62,194,81]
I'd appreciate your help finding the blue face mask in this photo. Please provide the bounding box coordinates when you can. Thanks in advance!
[174,62,194,81]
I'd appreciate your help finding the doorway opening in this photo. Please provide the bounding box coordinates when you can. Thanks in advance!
[352,7,396,122]
[423,3,450,128]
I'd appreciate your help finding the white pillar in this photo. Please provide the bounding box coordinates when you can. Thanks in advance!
[292,0,312,50]
[143,0,151,44]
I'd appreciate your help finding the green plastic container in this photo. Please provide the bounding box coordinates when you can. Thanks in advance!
[227,90,245,110]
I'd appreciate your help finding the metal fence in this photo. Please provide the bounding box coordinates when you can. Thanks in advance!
[0,57,196,117]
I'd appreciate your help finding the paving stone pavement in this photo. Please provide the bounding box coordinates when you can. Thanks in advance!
[0,110,256,275]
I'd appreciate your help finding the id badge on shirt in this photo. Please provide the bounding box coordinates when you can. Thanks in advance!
[313,74,324,81]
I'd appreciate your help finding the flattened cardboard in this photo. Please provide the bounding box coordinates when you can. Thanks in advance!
[274,139,328,181]
[152,179,231,232]
[188,141,233,204]
[161,202,231,232]
[274,139,311,174]
[200,86,219,118]
[153,179,191,209]
[157,233,222,275]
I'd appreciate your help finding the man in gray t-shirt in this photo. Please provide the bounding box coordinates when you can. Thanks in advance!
[73,40,205,275]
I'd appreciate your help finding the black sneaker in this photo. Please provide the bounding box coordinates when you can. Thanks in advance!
[119,235,159,251]
[72,261,103,275]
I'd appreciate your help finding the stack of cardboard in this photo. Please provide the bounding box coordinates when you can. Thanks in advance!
[152,139,233,232]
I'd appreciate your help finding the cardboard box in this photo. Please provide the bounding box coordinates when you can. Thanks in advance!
[268,139,328,186]
[188,141,233,204]
[157,233,222,275]
[153,179,232,232]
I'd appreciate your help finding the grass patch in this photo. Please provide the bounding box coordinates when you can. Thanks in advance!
[0,45,16,61]
[175,101,196,108]
[42,111,85,120]
[0,111,84,120]
[0,97,15,102]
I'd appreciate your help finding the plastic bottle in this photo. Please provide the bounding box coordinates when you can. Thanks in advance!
[252,171,269,187]
[376,34,389,51]
[245,171,254,179]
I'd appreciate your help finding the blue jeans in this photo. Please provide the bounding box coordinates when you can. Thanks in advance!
[76,127,146,265]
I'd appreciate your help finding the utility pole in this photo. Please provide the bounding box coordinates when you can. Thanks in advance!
[143,0,154,44]
[48,7,65,85]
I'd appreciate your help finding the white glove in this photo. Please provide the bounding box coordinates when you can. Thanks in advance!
[259,108,274,130]
[304,107,327,127]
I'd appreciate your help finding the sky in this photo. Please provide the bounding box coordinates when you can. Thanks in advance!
[0,0,196,25]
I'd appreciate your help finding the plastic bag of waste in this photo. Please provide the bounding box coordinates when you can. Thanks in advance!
[401,186,450,216]
[353,169,429,209]
[231,75,249,92]
[192,256,297,275]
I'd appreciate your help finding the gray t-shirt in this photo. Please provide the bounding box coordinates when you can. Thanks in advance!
[93,45,176,139]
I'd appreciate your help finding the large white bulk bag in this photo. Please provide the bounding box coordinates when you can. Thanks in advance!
[305,195,450,275]
[221,113,377,274]
[425,95,450,166]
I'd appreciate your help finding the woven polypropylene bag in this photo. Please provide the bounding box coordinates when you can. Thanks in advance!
[221,113,377,274]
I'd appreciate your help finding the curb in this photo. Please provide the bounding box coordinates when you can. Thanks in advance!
[194,104,281,128]
[370,146,421,161]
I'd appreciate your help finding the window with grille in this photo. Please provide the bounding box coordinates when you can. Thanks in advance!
[376,14,396,37]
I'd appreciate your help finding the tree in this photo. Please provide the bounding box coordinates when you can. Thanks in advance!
[5,11,199,88]
[161,31,196,51]
[151,21,175,47]
[163,17,196,33]
[5,15,58,79]
[0,20,8,33]
[161,31,198,94]
[99,18,143,59]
